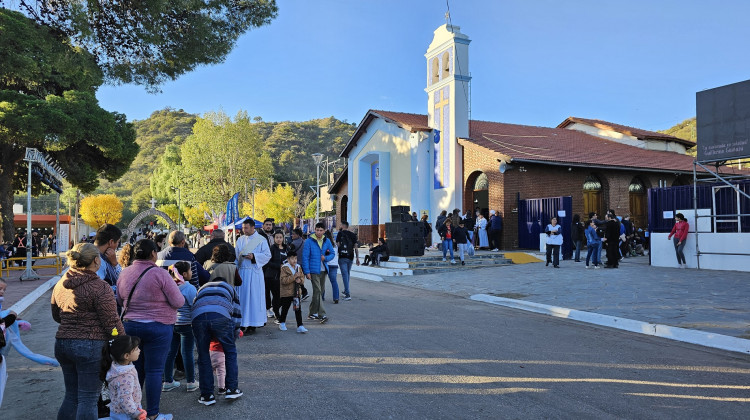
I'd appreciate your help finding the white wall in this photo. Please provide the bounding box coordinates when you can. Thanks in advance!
[651,232,750,272]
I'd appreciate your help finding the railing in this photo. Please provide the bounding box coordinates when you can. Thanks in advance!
[1,255,63,279]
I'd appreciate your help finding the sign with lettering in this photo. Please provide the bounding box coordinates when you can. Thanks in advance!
[696,79,750,162]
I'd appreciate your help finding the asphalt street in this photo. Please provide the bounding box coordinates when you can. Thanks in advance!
[3,277,749,419]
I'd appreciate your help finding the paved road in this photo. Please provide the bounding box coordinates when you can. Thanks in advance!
[374,252,750,339]
[3,278,749,419]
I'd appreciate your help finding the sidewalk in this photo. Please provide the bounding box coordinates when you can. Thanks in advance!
[1,256,63,308]
[353,251,750,343]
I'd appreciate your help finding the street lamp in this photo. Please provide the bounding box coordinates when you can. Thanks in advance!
[170,185,181,229]
[312,153,324,222]
[249,178,257,219]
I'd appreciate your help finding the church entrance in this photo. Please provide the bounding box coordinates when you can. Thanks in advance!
[465,171,489,216]
[583,174,604,218]
[628,177,647,229]
[371,186,379,225]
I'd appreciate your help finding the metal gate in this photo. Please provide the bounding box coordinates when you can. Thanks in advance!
[518,196,573,259]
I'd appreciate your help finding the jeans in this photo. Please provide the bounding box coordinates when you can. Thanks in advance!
[193,313,238,396]
[546,244,560,267]
[309,272,327,317]
[123,321,173,416]
[338,258,352,297]
[673,237,686,265]
[55,339,105,420]
[442,239,454,259]
[457,243,468,262]
[586,242,601,266]
[325,265,339,301]
[163,324,195,383]
[573,240,582,261]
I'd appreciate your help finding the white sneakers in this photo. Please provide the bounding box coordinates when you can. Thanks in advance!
[279,323,287,331]
[450,259,457,264]
[442,258,447,262]
[267,309,275,318]
[297,325,308,333]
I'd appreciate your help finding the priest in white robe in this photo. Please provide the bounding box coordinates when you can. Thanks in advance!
[235,218,272,330]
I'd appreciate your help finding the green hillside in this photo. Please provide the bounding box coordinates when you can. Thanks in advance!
[659,117,696,142]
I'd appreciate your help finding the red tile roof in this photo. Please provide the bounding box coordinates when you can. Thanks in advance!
[340,110,745,175]
[558,116,695,147]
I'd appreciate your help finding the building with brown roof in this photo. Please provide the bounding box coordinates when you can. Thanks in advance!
[329,23,744,250]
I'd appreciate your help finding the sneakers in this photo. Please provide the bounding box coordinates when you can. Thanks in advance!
[279,322,287,331]
[344,296,352,301]
[186,381,199,392]
[198,394,216,406]
[162,381,180,392]
[307,314,319,320]
[319,315,329,324]
[585,265,591,269]
[225,389,243,399]
[333,299,339,304]
[154,414,173,420]
[301,294,310,301]
[442,258,447,262]
[266,309,275,318]
[273,319,280,325]
[450,259,457,264]
[217,388,227,395]
[297,325,308,333]
[491,248,499,252]
[594,265,602,269]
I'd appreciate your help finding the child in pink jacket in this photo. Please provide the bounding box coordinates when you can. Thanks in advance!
[102,335,148,420]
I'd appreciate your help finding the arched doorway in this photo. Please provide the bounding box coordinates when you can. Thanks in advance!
[628,177,647,229]
[583,175,603,218]
[124,207,177,239]
[340,195,348,224]
[371,186,379,225]
[464,171,489,216]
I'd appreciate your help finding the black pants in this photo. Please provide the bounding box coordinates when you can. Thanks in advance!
[606,240,620,267]
[363,253,389,265]
[278,296,303,326]
[493,230,502,250]
[264,276,280,316]
[546,244,560,267]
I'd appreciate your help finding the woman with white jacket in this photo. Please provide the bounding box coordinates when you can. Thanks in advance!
[545,217,563,268]
[323,231,341,304]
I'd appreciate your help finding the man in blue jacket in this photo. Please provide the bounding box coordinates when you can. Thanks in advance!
[157,231,210,287]
[490,210,503,252]
[300,222,334,323]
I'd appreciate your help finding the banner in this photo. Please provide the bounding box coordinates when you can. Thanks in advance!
[226,193,240,226]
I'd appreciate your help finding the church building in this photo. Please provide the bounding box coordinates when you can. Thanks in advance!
[330,23,713,249]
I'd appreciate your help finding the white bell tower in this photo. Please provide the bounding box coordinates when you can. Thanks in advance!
[425,23,470,214]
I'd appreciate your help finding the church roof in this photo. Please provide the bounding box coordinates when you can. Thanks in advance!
[341,110,744,175]
[557,116,696,147]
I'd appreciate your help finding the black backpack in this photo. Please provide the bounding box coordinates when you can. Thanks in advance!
[338,231,355,259]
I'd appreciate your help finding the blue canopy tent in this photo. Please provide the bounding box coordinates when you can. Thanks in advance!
[225,216,262,230]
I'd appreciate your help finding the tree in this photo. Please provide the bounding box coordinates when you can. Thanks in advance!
[6,0,279,90]
[305,198,318,219]
[180,111,274,209]
[150,144,182,205]
[156,204,179,228]
[79,194,123,227]
[0,10,138,242]
[183,202,212,228]
[239,185,298,223]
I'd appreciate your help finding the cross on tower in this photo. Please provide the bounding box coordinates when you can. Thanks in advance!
[150,197,157,209]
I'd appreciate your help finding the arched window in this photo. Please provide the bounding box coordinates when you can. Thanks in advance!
[474,173,489,191]
[431,57,440,85]
[583,175,603,218]
[441,51,451,79]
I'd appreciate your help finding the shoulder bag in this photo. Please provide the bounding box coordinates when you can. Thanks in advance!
[120,266,156,322]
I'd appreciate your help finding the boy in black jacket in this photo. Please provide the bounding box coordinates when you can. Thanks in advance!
[454,221,469,266]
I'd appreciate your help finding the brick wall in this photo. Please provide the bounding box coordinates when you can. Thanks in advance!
[461,141,688,249]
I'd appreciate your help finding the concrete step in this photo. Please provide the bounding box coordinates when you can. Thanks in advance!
[351,256,513,278]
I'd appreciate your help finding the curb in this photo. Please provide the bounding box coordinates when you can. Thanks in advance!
[350,272,384,282]
[8,268,67,316]
[470,293,750,355]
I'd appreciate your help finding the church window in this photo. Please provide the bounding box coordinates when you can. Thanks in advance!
[441,51,451,79]
[474,173,489,190]
[431,57,440,85]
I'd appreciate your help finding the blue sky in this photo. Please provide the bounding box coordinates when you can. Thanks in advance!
[96,0,750,131]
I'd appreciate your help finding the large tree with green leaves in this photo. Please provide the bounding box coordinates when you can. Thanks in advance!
[4,0,278,90]
[0,9,138,241]
[180,111,274,209]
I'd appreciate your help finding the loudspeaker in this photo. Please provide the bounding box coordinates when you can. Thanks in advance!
[385,222,421,239]
[387,237,424,257]
[390,205,411,222]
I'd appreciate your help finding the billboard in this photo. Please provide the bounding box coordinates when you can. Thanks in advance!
[696,79,750,162]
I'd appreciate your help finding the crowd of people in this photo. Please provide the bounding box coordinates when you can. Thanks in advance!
[0,231,57,268]
[35,217,361,419]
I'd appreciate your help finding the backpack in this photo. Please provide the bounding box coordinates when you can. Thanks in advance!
[337,231,355,260]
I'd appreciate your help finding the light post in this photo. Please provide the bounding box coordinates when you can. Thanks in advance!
[312,153,324,222]
[249,178,258,219]
[170,185,181,229]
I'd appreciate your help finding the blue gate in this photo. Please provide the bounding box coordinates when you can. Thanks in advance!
[518,196,573,259]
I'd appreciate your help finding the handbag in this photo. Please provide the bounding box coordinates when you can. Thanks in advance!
[120,266,156,322]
